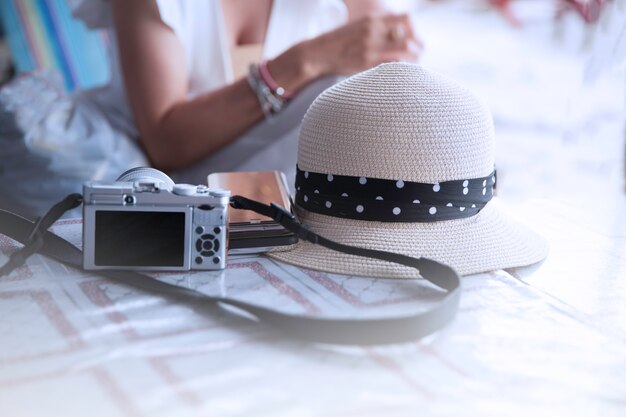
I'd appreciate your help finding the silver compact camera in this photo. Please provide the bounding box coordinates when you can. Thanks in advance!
[82,167,230,271]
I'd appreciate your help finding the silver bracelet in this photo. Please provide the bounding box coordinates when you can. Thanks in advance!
[247,63,286,120]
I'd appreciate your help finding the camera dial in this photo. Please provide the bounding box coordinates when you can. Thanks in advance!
[172,184,197,196]
[116,167,175,191]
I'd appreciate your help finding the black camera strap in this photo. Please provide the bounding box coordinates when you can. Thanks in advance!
[0,194,461,345]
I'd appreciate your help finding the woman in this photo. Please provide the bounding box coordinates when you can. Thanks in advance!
[111,0,422,178]
[0,0,421,216]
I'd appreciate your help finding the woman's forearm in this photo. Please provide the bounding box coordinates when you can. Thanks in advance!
[113,0,318,171]
[146,78,263,171]
[144,43,320,171]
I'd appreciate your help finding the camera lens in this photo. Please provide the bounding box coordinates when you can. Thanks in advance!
[124,195,136,205]
[116,167,175,191]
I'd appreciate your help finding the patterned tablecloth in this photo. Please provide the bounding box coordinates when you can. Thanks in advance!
[1,4,626,417]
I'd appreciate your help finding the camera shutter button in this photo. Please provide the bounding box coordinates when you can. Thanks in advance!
[196,185,210,194]
[172,184,197,196]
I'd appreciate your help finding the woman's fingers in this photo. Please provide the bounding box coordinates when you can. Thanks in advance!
[378,37,421,64]
[377,16,422,64]
[382,14,422,50]
[307,12,423,76]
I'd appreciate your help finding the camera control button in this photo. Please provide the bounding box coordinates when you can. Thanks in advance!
[201,250,215,257]
[195,226,204,234]
[213,227,222,234]
[172,184,197,196]
[195,239,202,252]
[213,239,220,252]
[212,257,221,265]
[202,241,213,251]
[123,195,136,205]
[195,256,203,265]
[201,234,215,240]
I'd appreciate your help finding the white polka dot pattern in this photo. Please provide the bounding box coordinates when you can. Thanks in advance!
[295,166,495,222]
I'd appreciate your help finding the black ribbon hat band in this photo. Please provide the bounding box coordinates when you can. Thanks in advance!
[295,165,496,222]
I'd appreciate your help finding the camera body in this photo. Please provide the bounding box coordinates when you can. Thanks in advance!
[82,168,230,271]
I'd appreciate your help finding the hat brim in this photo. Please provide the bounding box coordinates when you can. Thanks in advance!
[268,199,548,277]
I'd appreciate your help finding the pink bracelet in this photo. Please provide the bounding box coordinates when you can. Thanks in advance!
[258,61,295,100]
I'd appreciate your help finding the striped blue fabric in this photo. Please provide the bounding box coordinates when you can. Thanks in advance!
[0,0,110,91]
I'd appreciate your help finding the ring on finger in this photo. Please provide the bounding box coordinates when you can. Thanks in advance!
[388,26,405,42]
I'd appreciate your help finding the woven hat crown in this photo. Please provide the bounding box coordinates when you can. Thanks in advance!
[298,63,495,183]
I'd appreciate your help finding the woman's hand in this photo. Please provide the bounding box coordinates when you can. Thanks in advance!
[266,13,423,96]
[304,14,423,77]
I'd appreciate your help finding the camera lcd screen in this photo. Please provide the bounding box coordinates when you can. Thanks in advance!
[95,211,186,267]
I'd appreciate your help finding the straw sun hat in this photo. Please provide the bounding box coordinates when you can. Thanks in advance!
[270,62,548,277]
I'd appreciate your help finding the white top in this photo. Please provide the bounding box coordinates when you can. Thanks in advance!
[70,0,348,140]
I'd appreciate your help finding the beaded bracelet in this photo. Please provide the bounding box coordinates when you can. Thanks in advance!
[258,61,295,100]
[246,63,286,120]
